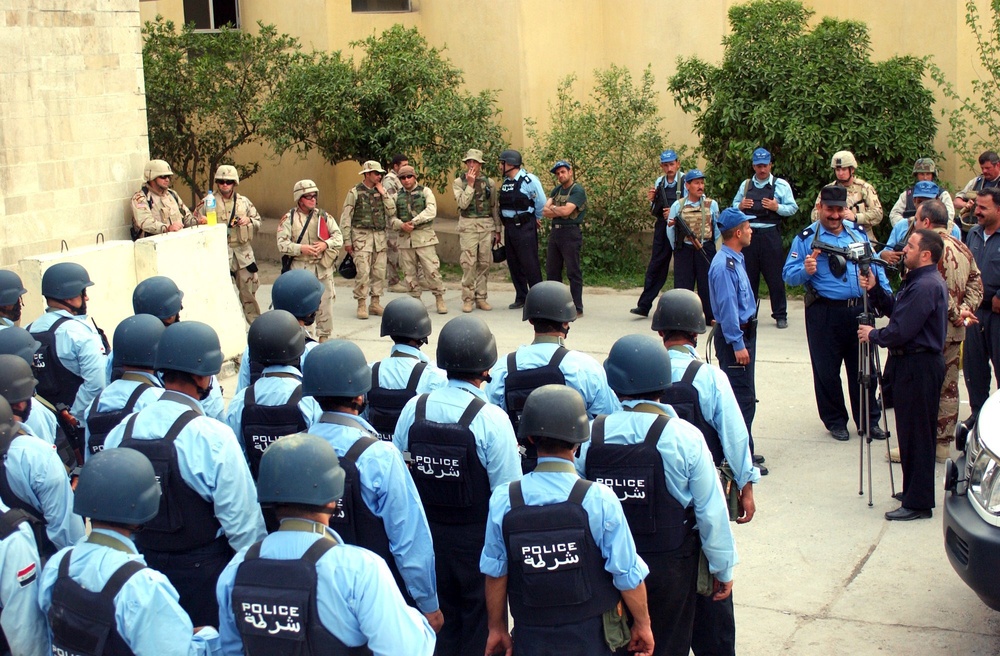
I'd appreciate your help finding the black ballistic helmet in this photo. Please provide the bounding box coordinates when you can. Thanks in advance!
[523,281,577,323]
[0,397,17,447]
[249,310,305,366]
[302,340,372,397]
[604,334,671,396]
[154,321,224,376]
[651,289,707,334]
[0,327,40,365]
[517,384,590,445]
[113,314,166,369]
[73,448,161,525]
[436,315,497,374]
[272,270,324,318]
[132,276,184,320]
[0,270,27,306]
[498,149,523,167]
[381,297,432,340]
[257,433,346,507]
[42,263,94,301]
[0,354,37,404]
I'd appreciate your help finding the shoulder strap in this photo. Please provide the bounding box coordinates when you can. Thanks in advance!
[567,478,593,505]
[244,385,256,408]
[122,385,150,414]
[319,413,372,436]
[509,480,524,509]
[405,361,428,394]
[43,315,72,334]
[58,549,73,578]
[507,351,518,373]
[743,178,752,197]
[301,537,337,565]
[458,397,487,427]
[343,436,378,465]
[102,560,146,600]
[168,189,182,206]
[294,209,313,245]
[643,415,669,447]
[141,185,154,210]
[163,410,200,444]
[288,385,304,406]
[0,508,33,540]
[681,360,703,386]
[122,414,139,441]
[158,390,204,415]
[591,415,606,446]
[245,541,263,562]
[371,362,381,387]
[415,394,429,423]
[549,346,570,368]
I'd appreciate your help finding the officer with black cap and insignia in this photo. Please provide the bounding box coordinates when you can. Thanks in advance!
[783,185,891,442]
[480,384,655,656]
[215,433,436,656]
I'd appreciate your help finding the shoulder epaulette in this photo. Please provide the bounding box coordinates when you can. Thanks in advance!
[799,226,815,239]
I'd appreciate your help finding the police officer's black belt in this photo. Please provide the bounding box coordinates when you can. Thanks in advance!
[86,531,136,554]
[888,347,935,356]
[533,460,578,474]
[551,223,580,230]
[813,296,864,308]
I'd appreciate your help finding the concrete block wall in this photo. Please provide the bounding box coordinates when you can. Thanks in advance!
[0,0,149,267]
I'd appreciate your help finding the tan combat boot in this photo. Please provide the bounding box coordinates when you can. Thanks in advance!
[368,296,384,316]
[435,295,448,314]
[357,299,368,320]
[886,447,900,463]
[476,299,492,311]
[462,299,474,313]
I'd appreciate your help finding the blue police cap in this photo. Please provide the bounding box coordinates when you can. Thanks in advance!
[752,148,771,165]
[550,160,572,173]
[717,207,751,232]
[913,180,940,199]
[659,150,678,164]
[684,169,705,184]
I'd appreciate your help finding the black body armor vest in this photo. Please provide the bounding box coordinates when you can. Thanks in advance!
[30,316,85,410]
[240,383,308,480]
[366,360,427,441]
[86,383,153,457]
[660,361,724,465]
[504,347,569,470]
[499,176,535,224]
[743,179,781,225]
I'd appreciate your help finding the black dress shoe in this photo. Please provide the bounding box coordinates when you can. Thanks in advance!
[776,318,788,329]
[830,427,850,441]
[868,426,887,440]
[757,464,769,476]
[892,492,904,501]
[629,307,649,317]
[885,506,932,521]
[752,454,766,465]
[508,301,525,310]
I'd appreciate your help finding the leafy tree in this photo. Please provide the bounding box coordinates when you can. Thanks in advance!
[527,65,671,276]
[142,16,303,203]
[669,0,938,243]
[266,25,506,191]
[928,0,1000,171]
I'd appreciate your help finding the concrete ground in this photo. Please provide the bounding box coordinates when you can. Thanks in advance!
[221,274,1000,656]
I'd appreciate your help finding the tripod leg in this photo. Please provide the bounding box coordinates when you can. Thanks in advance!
[873,347,897,496]
[858,343,867,496]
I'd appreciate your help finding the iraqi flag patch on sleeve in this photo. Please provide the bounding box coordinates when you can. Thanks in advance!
[16,562,36,587]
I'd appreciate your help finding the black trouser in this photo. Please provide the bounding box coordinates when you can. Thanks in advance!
[642,531,700,656]
[547,224,584,312]
[691,588,736,656]
[637,217,673,313]
[512,615,609,656]
[673,241,716,323]
[963,306,1000,416]
[142,536,234,627]
[713,324,757,454]
[888,352,944,510]
[804,300,881,432]
[504,219,543,304]
[742,225,786,321]
[430,521,489,656]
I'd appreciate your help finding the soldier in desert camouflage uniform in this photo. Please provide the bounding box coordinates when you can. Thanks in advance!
[392,166,448,315]
[811,150,883,241]
[130,160,202,237]
[383,154,410,293]
[452,149,501,313]
[341,161,396,320]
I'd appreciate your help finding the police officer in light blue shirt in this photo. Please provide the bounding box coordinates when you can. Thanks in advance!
[236,268,325,393]
[577,335,737,656]
[0,399,48,656]
[486,281,620,472]
[39,447,219,656]
[366,296,447,441]
[881,181,961,270]
[302,340,443,631]
[28,263,108,422]
[0,329,55,445]
[497,149,547,309]
[83,314,166,460]
[225,310,321,483]
[481,385,654,656]
[216,433,436,656]
[0,270,27,330]
[394,315,520,656]
[103,321,266,628]
[783,185,891,442]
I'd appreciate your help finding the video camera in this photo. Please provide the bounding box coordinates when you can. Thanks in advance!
[810,238,895,276]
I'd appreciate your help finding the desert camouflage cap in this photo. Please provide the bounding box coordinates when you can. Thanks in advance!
[360,160,386,174]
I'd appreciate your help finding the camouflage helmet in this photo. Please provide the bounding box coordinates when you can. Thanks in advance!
[143,159,173,182]
[214,165,239,185]
[912,158,937,175]
[831,151,857,169]
[293,180,319,203]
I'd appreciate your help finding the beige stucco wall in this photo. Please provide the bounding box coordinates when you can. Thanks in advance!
[1,0,150,268]
[136,0,990,217]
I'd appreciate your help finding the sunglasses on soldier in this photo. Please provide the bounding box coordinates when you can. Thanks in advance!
[301,193,318,200]
[215,179,235,186]
[400,175,415,180]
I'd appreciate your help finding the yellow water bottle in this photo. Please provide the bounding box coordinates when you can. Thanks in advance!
[205,190,217,226]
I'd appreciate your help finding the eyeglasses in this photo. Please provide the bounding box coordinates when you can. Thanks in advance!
[301,193,318,200]
[399,175,415,180]
[157,175,171,180]
[216,180,235,186]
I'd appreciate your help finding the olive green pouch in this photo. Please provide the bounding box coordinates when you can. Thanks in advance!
[718,462,740,521]
[602,600,631,651]
[697,550,714,596]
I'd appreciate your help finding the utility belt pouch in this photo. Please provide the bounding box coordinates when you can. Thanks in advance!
[718,462,740,522]
[803,285,819,309]
[280,255,293,274]
[696,550,713,596]
[602,600,631,651]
